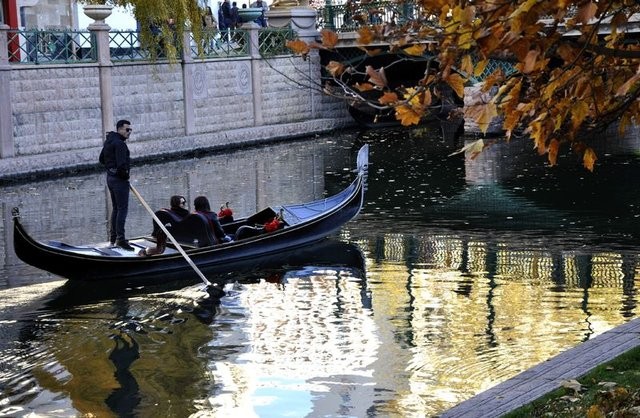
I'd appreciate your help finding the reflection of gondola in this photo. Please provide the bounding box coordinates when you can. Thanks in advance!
[34,239,366,309]
[13,146,368,285]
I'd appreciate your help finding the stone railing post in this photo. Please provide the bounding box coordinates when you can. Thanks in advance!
[245,23,263,126]
[87,11,114,139]
[0,25,15,158]
[182,30,195,135]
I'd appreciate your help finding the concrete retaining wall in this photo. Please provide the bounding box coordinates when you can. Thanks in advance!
[0,22,353,182]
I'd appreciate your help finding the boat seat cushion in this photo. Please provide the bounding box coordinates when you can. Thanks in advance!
[235,225,264,240]
[166,213,216,247]
[152,209,187,238]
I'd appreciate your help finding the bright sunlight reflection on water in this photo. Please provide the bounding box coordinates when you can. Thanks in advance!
[1,124,640,417]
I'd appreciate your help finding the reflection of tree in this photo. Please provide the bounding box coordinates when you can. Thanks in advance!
[13,292,217,417]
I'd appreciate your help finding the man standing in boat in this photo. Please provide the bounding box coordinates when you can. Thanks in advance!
[99,119,134,251]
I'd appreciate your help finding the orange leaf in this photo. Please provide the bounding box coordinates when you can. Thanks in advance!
[445,73,465,98]
[583,148,597,172]
[286,39,310,56]
[403,44,426,56]
[548,139,559,166]
[326,61,345,77]
[473,59,488,78]
[355,82,374,92]
[523,50,539,74]
[320,30,339,48]
[358,27,375,45]
[378,92,399,105]
[365,66,388,88]
[395,105,422,126]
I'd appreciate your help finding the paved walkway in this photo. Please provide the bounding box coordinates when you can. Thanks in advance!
[440,317,640,417]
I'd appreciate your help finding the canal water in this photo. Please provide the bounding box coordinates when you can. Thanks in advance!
[1,124,640,417]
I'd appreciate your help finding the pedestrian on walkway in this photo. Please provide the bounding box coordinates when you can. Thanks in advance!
[99,119,134,251]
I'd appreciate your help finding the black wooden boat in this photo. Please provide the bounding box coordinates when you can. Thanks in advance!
[13,145,369,284]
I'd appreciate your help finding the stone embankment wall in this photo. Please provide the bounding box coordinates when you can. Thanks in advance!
[0,26,351,182]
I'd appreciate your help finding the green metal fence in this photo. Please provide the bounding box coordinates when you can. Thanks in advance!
[318,0,425,32]
[191,29,250,59]
[258,28,296,57]
[7,30,96,64]
[6,28,296,64]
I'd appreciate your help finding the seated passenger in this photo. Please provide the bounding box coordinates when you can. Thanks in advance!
[139,195,189,257]
[194,196,233,243]
[169,195,189,218]
[218,201,234,224]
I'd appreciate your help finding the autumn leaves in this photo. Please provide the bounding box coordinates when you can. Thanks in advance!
[288,1,640,171]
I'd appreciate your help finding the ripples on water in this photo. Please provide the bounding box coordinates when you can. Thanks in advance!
[1,126,640,417]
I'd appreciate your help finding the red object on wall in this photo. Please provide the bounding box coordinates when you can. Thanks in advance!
[3,0,20,61]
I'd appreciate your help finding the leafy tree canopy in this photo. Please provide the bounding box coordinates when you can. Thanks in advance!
[288,1,640,171]
[83,0,205,60]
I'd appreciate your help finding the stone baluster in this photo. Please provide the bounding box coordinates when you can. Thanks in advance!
[87,10,114,139]
[246,22,263,126]
[0,25,14,158]
[182,30,195,135]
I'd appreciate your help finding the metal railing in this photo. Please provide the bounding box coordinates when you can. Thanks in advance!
[259,28,296,57]
[7,29,96,64]
[318,0,424,32]
[6,27,297,65]
[191,29,250,58]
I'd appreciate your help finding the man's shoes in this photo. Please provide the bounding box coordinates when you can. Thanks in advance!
[116,240,135,251]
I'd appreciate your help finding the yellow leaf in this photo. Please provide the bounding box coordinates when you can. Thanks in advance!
[325,61,345,77]
[571,101,589,129]
[320,30,339,48]
[358,27,375,45]
[460,54,474,76]
[473,59,488,78]
[366,66,388,88]
[509,0,538,19]
[403,44,426,56]
[476,102,498,134]
[548,139,559,166]
[448,138,485,160]
[378,92,399,105]
[395,105,422,126]
[445,73,465,98]
[583,148,597,172]
[586,405,605,418]
[286,39,310,56]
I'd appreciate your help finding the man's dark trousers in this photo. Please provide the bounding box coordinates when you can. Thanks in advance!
[107,174,129,243]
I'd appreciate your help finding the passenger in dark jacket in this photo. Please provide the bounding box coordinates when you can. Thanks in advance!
[194,196,233,243]
[169,195,190,218]
[99,119,133,251]
[139,195,190,257]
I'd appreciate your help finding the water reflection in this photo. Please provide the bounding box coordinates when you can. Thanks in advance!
[1,126,640,416]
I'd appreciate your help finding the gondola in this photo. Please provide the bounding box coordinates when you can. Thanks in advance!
[12,145,369,284]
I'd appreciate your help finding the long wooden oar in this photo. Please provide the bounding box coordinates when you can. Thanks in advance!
[129,184,218,293]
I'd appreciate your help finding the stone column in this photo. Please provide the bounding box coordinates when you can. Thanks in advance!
[267,7,318,44]
[0,25,15,158]
[87,11,114,139]
[181,30,195,135]
[245,22,263,126]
